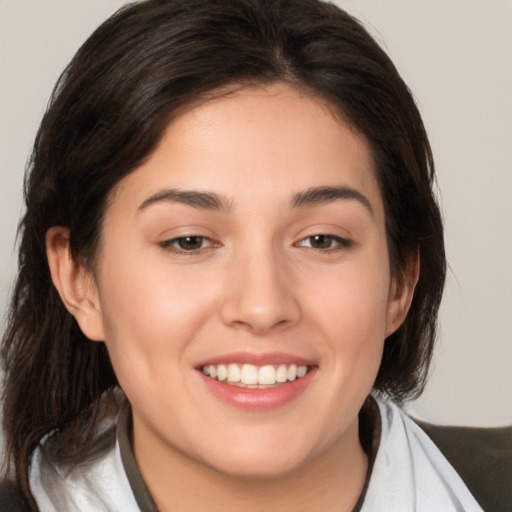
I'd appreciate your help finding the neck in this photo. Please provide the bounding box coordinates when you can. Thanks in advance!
[133,419,368,512]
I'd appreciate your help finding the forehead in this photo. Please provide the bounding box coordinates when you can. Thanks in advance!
[109,83,383,219]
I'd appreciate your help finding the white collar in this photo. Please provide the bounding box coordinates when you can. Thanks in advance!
[30,396,483,512]
[360,397,483,512]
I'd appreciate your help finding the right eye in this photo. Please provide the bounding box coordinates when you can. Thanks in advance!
[159,236,214,254]
[296,234,352,252]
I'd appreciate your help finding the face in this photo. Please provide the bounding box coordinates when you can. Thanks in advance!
[78,83,411,478]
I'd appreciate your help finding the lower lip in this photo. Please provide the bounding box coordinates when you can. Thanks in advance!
[199,367,318,411]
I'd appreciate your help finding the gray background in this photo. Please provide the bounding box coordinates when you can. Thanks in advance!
[1,0,511,426]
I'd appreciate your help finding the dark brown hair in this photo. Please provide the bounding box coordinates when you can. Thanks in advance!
[1,0,445,501]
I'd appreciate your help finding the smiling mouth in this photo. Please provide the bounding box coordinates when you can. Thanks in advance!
[200,363,311,389]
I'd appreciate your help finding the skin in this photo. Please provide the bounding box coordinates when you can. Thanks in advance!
[47,83,417,511]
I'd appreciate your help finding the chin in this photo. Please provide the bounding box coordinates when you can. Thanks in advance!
[212,459,304,481]
[198,441,315,481]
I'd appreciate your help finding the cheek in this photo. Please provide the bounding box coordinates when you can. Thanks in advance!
[303,256,391,375]
[311,263,391,336]
[95,249,218,377]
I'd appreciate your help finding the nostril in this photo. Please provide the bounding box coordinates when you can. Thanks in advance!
[220,294,301,334]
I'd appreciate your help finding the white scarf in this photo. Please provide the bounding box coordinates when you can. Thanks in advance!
[30,397,483,512]
[360,399,483,511]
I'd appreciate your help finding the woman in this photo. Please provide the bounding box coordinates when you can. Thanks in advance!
[1,0,508,511]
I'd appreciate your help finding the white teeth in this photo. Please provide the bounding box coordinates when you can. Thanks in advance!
[258,365,276,385]
[227,363,241,382]
[217,364,228,381]
[202,363,310,387]
[276,364,288,383]
[240,364,258,385]
[297,365,307,378]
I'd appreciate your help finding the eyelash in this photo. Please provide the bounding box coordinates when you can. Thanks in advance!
[159,236,216,255]
[159,234,351,255]
[295,234,352,252]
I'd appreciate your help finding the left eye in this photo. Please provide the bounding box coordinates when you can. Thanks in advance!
[160,236,212,252]
[297,234,350,250]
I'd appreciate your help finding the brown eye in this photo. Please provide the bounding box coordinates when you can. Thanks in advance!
[308,235,335,249]
[297,234,351,251]
[176,236,205,251]
[160,236,213,253]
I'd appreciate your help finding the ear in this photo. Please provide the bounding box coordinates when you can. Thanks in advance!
[46,226,105,342]
[385,250,420,337]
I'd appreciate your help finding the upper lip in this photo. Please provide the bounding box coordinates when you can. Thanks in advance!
[195,351,317,368]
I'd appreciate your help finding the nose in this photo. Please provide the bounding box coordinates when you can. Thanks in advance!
[220,246,301,335]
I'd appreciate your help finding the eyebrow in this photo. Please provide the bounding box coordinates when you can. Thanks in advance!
[290,186,374,217]
[138,189,232,212]
[138,185,373,216]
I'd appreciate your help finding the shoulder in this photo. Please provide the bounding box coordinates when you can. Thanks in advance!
[0,480,36,512]
[415,419,512,512]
